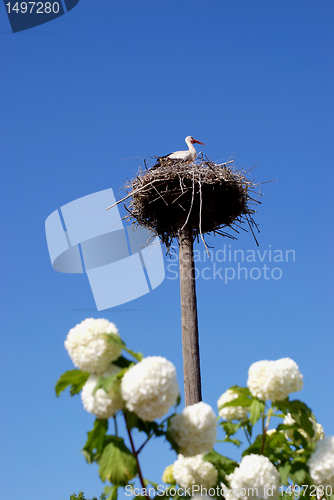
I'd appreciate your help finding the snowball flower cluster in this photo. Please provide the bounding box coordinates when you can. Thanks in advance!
[81,365,123,419]
[315,423,325,441]
[308,436,334,487]
[170,402,217,456]
[226,454,280,500]
[247,358,303,401]
[65,318,122,374]
[220,486,239,500]
[173,454,218,489]
[121,356,179,421]
[162,464,175,484]
[218,389,249,421]
[283,413,324,443]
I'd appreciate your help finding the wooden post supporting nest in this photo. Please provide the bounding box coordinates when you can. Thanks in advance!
[124,160,259,408]
[178,213,202,406]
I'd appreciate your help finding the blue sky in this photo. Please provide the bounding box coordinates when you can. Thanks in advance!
[1,1,333,499]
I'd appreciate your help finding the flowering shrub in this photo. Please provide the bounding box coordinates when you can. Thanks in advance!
[247,358,303,402]
[65,318,122,374]
[283,413,324,443]
[170,402,217,456]
[56,321,333,500]
[172,454,218,489]
[218,389,249,421]
[81,365,123,419]
[226,454,281,500]
[307,436,334,488]
[121,356,179,421]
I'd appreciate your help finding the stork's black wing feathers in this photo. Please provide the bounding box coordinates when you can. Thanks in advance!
[150,153,173,170]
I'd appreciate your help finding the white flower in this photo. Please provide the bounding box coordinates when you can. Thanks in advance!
[65,318,122,374]
[170,402,217,456]
[247,358,303,401]
[283,412,297,440]
[81,365,123,419]
[226,454,280,500]
[173,454,218,489]
[308,436,334,487]
[220,485,239,500]
[283,413,324,442]
[315,423,325,441]
[121,356,179,421]
[218,389,249,421]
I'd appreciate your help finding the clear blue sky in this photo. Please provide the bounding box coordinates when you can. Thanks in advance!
[1,1,333,499]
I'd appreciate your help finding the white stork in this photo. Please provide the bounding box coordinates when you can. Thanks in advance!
[151,136,205,169]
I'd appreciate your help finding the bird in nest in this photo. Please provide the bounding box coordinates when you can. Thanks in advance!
[151,136,205,170]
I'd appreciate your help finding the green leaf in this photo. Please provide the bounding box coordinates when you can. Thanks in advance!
[276,400,314,438]
[144,479,159,489]
[103,332,125,348]
[104,334,143,362]
[99,440,137,486]
[154,487,191,500]
[55,369,89,397]
[103,485,118,500]
[265,429,287,448]
[289,462,309,484]
[221,421,241,436]
[220,395,252,408]
[278,461,291,485]
[123,347,143,362]
[249,399,265,425]
[204,449,238,482]
[229,386,252,396]
[222,437,242,446]
[82,419,109,463]
[165,416,181,453]
[124,410,165,438]
[93,369,128,397]
[243,420,253,438]
[280,493,294,500]
[242,434,263,456]
[172,494,192,500]
[155,486,180,500]
[113,356,133,368]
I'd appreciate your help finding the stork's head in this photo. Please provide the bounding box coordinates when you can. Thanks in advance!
[185,135,205,146]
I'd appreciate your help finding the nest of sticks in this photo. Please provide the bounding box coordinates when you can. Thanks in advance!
[118,157,261,249]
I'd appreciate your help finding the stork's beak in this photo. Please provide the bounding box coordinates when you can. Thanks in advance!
[192,139,205,145]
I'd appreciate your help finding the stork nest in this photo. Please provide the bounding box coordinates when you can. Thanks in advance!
[119,157,261,249]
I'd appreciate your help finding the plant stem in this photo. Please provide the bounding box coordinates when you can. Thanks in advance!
[260,406,273,454]
[137,434,153,454]
[123,412,150,499]
[260,413,266,454]
[114,415,118,437]
[243,426,251,445]
[265,407,274,432]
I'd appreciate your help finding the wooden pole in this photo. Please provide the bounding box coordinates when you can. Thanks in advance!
[178,214,202,405]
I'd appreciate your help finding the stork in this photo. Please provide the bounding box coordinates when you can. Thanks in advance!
[151,136,205,169]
